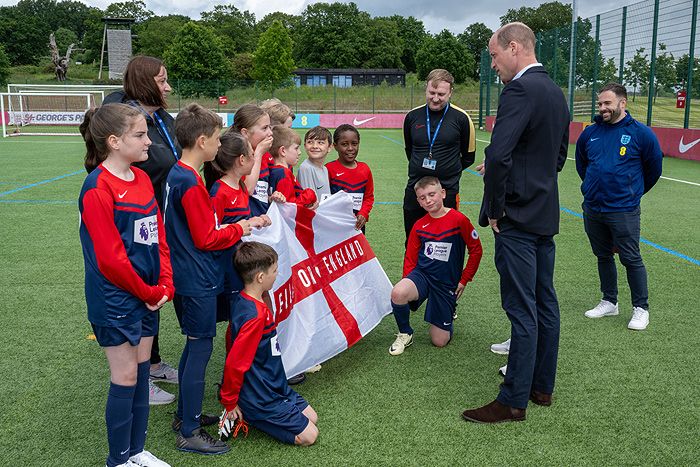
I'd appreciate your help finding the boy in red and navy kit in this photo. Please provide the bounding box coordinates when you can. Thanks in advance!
[326,124,374,231]
[164,104,250,455]
[219,242,319,446]
[389,176,482,356]
[268,125,317,208]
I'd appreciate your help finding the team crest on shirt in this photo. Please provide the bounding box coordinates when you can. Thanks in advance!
[471,229,479,239]
[270,334,281,356]
[620,135,631,144]
[133,215,158,246]
[424,241,452,262]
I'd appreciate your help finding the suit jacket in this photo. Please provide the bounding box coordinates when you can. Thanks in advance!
[479,66,569,236]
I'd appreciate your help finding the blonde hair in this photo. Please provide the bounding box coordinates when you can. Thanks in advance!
[271,126,301,159]
[426,69,454,89]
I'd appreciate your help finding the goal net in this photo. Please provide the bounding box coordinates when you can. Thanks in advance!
[1,92,96,137]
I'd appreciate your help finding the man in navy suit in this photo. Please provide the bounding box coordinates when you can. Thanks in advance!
[462,22,569,423]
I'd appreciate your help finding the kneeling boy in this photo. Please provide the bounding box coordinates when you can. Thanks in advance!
[219,242,319,445]
[390,176,483,355]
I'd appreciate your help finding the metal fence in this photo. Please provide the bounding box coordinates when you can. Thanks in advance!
[479,0,700,129]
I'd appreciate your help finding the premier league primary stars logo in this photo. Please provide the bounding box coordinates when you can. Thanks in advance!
[139,222,149,242]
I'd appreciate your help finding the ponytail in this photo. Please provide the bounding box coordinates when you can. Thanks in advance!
[80,104,143,173]
[204,131,251,190]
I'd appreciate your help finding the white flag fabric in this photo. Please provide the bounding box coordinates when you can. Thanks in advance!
[244,192,393,378]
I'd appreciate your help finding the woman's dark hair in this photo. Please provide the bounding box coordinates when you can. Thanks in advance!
[333,124,360,144]
[203,131,251,190]
[80,104,142,173]
[123,55,167,109]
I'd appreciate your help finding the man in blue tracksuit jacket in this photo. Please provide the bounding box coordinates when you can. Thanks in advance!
[575,83,662,331]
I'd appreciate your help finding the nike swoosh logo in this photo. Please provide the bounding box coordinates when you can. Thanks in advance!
[118,190,128,198]
[443,322,451,326]
[120,449,129,455]
[422,223,430,228]
[231,197,238,205]
[195,414,200,419]
[590,138,599,141]
[316,185,323,190]
[679,136,700,153]
[336,172,345,176]
[353,116,376,126]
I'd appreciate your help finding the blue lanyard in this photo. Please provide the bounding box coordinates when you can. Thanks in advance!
[426,103,449,158]
[153,112,179,161]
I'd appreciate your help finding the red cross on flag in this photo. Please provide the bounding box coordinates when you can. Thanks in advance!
[245,192,393,378]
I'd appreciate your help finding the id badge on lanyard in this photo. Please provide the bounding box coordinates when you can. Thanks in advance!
[424,103,449,171]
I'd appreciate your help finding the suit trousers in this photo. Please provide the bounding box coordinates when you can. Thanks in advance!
[494,219,560,409]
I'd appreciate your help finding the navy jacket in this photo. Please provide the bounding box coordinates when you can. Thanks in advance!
[575,111,663,213]
[480,66,570,236]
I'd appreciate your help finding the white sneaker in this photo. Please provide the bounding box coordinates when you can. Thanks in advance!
[584,300,619,318]
[628,307,649,330]
[490,338,511,355]
[108,461,139,467]
[129,450,171,467]
[149,361,178,384]
[498,364,507,377]
[148,379,175,405]
[307,364,322,373]
[389,332,413,356]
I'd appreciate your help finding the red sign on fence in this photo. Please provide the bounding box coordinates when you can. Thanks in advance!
[676,90,686,109]
[218,96,228,105]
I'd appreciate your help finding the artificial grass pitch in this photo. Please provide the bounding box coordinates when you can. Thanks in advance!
[0,130,698,465]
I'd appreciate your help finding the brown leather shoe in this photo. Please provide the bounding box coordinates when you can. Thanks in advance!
[461,399,526,424]
[530,391,552,406]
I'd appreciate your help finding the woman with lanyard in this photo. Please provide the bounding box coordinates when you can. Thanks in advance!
[103,55,181,406]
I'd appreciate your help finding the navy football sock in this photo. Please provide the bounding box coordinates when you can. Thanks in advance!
[176,338,190,420]
[129,361,150,456]
[392,301,413,335]
[180,337,213,437]
[105,382,135,467]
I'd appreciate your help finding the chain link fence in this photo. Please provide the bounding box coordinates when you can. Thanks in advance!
[479,0,700,129]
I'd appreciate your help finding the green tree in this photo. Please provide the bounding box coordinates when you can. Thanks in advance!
[252,20,295,90]
[78,7,105,64]
[362,18,403,68]
[383,15,428,73]
[676,53,700,96]
[625,48,650,102]
[105,1,153,23]
[256,12,300,36]
[0,5,47,64]
[653,43,676,102]
[54,26,78,53]
[500,1,572,33]
[137,15,189,58]
[598,58,618,87]
[458,22,493,79]
[201,5,257,55]
[0,44,11,87]
[163,22,232,98]
[294,2,371,68]
[231,52,254,81]
[415,30,473,84]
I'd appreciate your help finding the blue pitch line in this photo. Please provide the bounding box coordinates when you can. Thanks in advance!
[380,132,698,267]
[0,170,83,197]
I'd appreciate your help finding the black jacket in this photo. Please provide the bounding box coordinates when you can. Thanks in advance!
[479,66,569,236]
[102,91,180,209]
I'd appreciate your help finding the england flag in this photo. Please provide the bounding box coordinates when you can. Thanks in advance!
[245,192,393,378]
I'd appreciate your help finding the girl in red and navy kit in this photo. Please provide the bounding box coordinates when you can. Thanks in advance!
[327,124,374,231]
[206,131,271,344]
[219,105,274,216]
[78,104,173,467]
[164,104,249,455]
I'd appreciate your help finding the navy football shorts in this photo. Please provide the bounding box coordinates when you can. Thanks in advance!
[246,392,310,445]
[174,294,217,338]
[406,269,457,332]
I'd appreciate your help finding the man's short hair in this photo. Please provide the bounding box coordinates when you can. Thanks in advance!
[175,103,222,149]
[599,83,628,100]
[495,22,536,53]
[234,241,278,285]
[414,176,442,192]
[304,126,332,144]
[271,125,301,159]
[426,69,454,89]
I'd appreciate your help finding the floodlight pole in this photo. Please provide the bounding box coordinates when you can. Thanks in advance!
[568,0,577,120]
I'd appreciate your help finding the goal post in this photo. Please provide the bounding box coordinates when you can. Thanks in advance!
[1,92,94,137]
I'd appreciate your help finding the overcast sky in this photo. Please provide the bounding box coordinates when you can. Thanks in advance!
[0,0,640,33]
